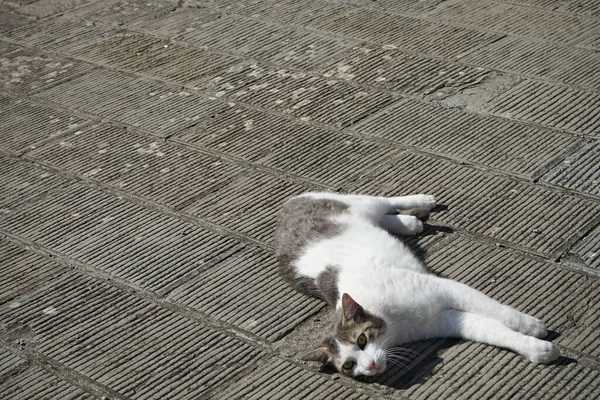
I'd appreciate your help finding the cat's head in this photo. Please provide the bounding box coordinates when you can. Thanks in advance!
[302,293,388,377]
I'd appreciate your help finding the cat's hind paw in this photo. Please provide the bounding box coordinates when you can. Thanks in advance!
[413,194,437,210]
[525,339,560,364]
[514,315,548,338]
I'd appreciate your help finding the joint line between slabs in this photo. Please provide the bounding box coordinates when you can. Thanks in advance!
[0,230,279,354]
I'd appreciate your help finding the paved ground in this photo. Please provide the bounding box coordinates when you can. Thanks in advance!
[1,0,599,398]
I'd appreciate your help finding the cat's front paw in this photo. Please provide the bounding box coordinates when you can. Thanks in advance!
[405,216,423,234]
[524,338,560,364]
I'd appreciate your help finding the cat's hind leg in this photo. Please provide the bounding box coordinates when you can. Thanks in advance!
[385,194,437,211]
[300,192,436,224]
[430,310,560,364]
[301,193,436,212]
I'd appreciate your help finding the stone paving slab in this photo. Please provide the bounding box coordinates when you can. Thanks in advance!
[169,245,325,341]
[174,106,328,162]
[0,41,20,55]
[430,0,600,46]
[498,0,600,17]
[118,6,222,36]
[4,18,113,53]
[6,12,239,87]
[175,13,359,69]
[0,181,242,294]
[34,69,229,137]
[0,95,88,155]
[314,8,503,59]
[541,141,600,198]
[69,32,240,85]
[188,120,399,190]
[254,132,395,188]
[484,80,600,136]
[217,357,373,400]
[0,365,96,399]
[0,274,265,399]
[579,33,600,51]
[0,347,26,381]
[569,225,600,273]
[403,342,600,400]
[27,123,245,209]
[0,43,93,94]
[182,171,313,243]
[352,98,582,179]
[70,3,357,71]
[0,5,35,32]
[65,0,178,27]
[462,37,600,89]
[14,0,97,19]
[319,0,448,15]
[197,63,394,128]
[213,0,442,19]
[320,45,490,96]
[346,151,600,258]
[424,70,521,112]
[0,157,68,211]
[184,172,322,244]
[0,238,70,304]
[177,105,398,188]
[209,0,355,27]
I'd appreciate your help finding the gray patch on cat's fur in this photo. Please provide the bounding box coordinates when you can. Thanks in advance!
[316,266,339,307]
[305,296,387,373]
[275,196,348,305]
[333,308,386,345]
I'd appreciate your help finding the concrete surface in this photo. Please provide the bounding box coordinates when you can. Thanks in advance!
[0,0,599,398]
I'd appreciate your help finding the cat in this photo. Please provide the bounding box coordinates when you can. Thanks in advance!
[275,192,560,378]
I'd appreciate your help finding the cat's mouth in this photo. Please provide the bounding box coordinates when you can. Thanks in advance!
[376,363,387,374]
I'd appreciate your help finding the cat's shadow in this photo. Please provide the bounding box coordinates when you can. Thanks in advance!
[349,337,576,391]
[366,339,456,390]
[316,339,453,389]
[395,224,454,265]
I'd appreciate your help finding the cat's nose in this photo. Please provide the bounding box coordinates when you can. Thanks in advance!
[367,360,377,370]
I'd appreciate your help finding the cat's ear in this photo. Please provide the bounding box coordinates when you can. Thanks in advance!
[301,346,330,363]
[341,293,365,322]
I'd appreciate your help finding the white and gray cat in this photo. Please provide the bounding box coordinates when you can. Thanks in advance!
[275,192,560,378]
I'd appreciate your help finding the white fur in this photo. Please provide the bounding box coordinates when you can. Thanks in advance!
[294,192,560,374]
[337,339,387,376]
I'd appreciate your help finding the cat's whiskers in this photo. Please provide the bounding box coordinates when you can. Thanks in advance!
[384,349,412,367]
[385,352,410,363]
[381,336,394,350]
[390,347,419,354]
[384,346,415,370]
[386,346,419,356]
[384,355,409,368]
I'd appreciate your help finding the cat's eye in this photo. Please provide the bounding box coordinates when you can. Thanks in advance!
[357,334,367,350]
[342,361,355,371]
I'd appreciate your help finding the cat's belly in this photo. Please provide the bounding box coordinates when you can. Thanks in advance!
[294,223,428,280]
[337,268,443,319]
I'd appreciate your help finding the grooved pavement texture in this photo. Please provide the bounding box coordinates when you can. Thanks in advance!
[0,0,599,399]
